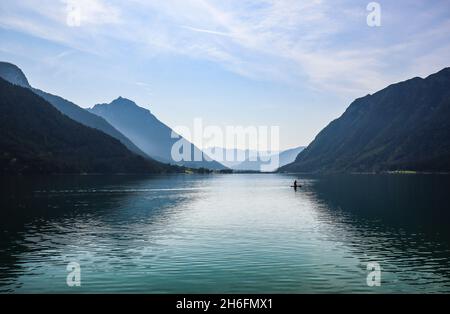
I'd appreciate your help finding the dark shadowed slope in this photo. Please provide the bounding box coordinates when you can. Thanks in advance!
[0,62,147,158]
[89,97,227,170]
[280,68,450,173]
[0,78,176,174]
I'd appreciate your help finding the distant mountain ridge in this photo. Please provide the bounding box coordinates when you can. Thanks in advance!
[0,62,147,158]
[89,97,227,170]
[213,146,305,171]
[280,67,450,173]
[0,78,176,174]
[207,147,261,169]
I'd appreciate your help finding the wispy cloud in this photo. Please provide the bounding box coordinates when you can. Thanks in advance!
[181,25,232,37]
[63,0,121,26]
[1,0,450,98]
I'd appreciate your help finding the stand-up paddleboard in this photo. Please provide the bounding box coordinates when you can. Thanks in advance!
[290,185,302,188]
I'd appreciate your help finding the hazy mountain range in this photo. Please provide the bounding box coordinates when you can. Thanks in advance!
[0,61,226,171]
[89,98,227,170]
[280,67,450,173]
[211,146,305,171]
[0,62,147,158]
[0,77,176,174]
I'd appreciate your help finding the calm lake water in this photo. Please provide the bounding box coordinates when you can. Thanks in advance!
[1,173,450,293]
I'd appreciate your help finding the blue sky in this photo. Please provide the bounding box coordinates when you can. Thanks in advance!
[1,0,450,150]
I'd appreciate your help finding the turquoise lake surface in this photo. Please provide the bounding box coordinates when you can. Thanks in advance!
[1,174,450,293]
